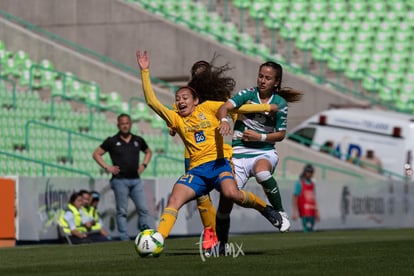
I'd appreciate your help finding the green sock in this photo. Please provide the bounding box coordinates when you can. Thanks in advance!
[260,177,284,212]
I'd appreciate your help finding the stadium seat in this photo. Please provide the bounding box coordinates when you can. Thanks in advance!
[362,75,381,93]
[1,58,18,78]
[85,88,100,106]
[329,0,347,19]
[365,62,385,79]
[279,22,299,41]
[295,31,314,51]
[51,78,66,97]
[349,0,368,18]
[309,0,328,13]
[344,63,365,81]
[323,11,343,29]
[232,0,250,32]
[232,0,250,9]
[32,59,54,79]
[67,80,85,100]
[248,0,269,17]
[268,1,289,22]
[326,55,345,73]
[314,31,335,52]
[290,0,309,20]
[131,101,151,122]
[330,43,351,63]
[150,113,167,130]
[311,46,331,63]
[103,91,123,112]
[248,0,269,42]
[13,50,28,66]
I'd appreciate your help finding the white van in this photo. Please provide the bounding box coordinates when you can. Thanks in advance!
[288,108,414,178]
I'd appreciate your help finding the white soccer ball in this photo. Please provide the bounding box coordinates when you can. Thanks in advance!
[134,229,164,257]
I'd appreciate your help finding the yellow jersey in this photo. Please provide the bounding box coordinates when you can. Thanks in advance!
[141,69,272,170]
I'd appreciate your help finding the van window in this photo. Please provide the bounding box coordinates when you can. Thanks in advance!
[288,127,315,147]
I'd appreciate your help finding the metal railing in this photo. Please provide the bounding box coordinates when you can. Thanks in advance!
[0,76,16,108]
[24,120,101,162]
[0,149,94,179]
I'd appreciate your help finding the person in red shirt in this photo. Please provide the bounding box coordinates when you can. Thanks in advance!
[292,164,320,232]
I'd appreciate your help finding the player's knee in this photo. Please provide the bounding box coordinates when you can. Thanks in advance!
[220,185,239,201]
[255,171,272,183]
[166,194,185,209]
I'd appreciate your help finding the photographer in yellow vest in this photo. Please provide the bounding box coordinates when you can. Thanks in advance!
[59,192,91,244]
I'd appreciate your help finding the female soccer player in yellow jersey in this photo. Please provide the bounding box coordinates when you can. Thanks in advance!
[136,49,283,246]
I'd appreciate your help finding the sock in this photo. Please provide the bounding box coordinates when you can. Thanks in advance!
[239,190,267,211]
[197,195,217,232]
[216,212,230,244]
[260,177,284,212]
[157,207,178,239]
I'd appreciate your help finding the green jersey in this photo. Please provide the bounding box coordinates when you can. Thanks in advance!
[230,86,288,157]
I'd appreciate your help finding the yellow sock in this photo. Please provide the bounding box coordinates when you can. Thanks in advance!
[157,207,178,239]
[197,195,217,232]
[240,190,267,211]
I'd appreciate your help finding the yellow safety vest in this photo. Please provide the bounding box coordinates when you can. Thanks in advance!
[83,206,103,232]
[59,204,87,235]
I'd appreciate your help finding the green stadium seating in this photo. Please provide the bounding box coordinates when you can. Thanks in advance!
[268,1,289,22]
[102,91,123,112]
[232,0,250,9]
[150,113,167,130]
[0,42,184,178]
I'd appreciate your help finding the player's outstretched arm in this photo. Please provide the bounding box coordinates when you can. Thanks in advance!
[136,49,175,125]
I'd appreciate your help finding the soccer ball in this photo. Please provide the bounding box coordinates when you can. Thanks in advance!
[134,229,164,257]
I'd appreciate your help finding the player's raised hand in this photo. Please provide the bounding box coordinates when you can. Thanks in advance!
[136,49,149,70]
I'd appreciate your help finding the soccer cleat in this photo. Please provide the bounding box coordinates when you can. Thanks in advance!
[261,205,290,232]
[278,211,291,233]
[218,242,230,256]
[202,227,218,251]
[261,205,282,227]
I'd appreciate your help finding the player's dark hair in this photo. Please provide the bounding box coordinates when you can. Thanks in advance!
[188,55,235,103]
[260,61,303,103]
[191,60,211,78]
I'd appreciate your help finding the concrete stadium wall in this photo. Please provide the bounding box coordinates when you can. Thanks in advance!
[0,18,175,106]
[0,0,369,128]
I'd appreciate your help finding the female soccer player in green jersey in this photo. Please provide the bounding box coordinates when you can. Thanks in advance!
[216,61,303,251]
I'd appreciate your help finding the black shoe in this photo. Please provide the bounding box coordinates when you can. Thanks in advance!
[218,242,230,256]
[260,205,282,228]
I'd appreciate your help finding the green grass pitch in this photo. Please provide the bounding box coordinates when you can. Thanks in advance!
[1,228,413,276]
